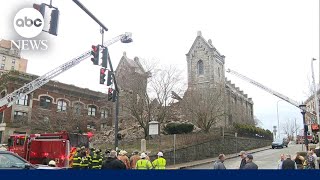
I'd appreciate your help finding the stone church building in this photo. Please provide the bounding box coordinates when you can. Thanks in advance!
[184,31,254,127]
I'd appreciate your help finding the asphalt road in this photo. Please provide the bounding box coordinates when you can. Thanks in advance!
[189,144,305,169]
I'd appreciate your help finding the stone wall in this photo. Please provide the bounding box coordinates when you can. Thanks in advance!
[149,136,271,165]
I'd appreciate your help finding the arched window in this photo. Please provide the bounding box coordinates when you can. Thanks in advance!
[88,105,97,116]
[197,60,204,75]
[101,109,108,119]
[57,99,67,112]
[39,96,52,109]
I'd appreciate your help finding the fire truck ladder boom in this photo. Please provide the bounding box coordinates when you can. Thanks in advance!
[0,32,132,112]
[226,68,316,117]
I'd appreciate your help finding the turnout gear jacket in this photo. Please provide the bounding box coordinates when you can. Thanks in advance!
[80,156,90,169]
[152,157,166,170]
[90,153,103,169]
[136,159,152,170]
[72,153,82,169]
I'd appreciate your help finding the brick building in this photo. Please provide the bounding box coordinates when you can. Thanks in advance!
[0,71,112,143]
[0,39,28,74]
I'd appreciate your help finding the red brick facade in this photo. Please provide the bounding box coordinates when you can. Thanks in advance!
[0,71,113,143]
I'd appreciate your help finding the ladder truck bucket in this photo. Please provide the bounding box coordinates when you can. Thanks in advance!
[121,32,132,43]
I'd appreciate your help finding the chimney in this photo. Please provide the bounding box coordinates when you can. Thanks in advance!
[134,57,139,63]
[197,31,202,36]
[123,51,127,57]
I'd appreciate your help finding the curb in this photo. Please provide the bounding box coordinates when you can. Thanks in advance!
[167,146,271,169]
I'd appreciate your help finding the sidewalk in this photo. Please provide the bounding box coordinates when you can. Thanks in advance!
[167,146,271,169]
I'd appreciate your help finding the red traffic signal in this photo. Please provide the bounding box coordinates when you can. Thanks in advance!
[91,45,100,65]
[100,68,106,84]
[33,3,46,17]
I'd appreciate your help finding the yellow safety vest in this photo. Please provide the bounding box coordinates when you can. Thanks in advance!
[136,159,152,170]
[152,157,166,170]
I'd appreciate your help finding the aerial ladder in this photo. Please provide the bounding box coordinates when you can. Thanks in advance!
[226,68,316,118]
[0,32,132,112]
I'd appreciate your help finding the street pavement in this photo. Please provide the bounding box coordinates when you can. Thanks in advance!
[188,144,305,169]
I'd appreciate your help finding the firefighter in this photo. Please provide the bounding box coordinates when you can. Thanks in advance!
[72,148,82,169]
[136,153,152,170]
[152,152,166,169]
[88,147,95,168]
[90,149,103,169]
[80,148,90,169]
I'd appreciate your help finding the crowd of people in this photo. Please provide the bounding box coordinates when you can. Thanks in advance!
[213,149,320,170]
[70,147,166,170]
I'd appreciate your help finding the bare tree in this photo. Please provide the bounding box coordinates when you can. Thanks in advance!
[30,107,87,133]
[150,65,182,123]
[182,85,227,133]
[123,60,182,138]
[282,118,300,141]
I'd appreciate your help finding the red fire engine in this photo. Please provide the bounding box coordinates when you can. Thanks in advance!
[7,131,92,167]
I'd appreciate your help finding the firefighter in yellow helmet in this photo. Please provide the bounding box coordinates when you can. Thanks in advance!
[152,152,166,170]
[136,153,152,170]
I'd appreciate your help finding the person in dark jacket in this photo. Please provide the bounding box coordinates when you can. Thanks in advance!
[101,150,126,170]
[281,154,296,169]
[243,154,258,170]
[213,154,226,169]
[239,151,247,169]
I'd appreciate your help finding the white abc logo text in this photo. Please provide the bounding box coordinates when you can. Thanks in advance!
[13,8,44,38]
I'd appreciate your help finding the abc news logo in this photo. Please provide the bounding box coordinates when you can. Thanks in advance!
[15,16,43,28]
[12,8,48,51]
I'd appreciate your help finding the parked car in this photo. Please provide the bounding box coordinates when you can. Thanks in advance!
[0,151,63,170]
[272,139,288,149]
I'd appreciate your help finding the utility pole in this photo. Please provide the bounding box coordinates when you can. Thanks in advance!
[311,58,320,125]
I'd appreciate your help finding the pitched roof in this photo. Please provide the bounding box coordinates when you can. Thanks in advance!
[116,52,146,75]
[186,31,224,62]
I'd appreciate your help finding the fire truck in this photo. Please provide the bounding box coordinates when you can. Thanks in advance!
[7,131,92,167]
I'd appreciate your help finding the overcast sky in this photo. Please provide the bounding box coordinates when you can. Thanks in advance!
[0,0,319,135]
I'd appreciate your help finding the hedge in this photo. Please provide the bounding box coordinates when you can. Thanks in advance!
[164,123,194,134]
[233,123,273,140]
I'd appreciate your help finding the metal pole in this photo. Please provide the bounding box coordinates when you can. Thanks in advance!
[302,111,309,151]
[114,91,119,150]
[311,58,320,125]
[173,134,176,165]
[72,0,108,31]
[277,100,281,139]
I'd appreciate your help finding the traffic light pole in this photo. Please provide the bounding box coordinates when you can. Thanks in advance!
[72,0,108,31]
[114,92,120,150]
[104,49,120,150]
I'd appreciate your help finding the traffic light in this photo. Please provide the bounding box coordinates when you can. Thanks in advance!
[49,9,59,36]
[107,88,117,102]
[91,45,100,65]
[100,68,106,84]
[33,3,46,17]
[101,47,108,68]
[108,88,113,101]
[117,133,122,140]
[106,71,113,86]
